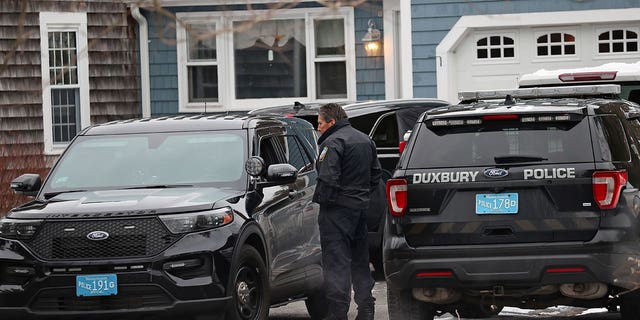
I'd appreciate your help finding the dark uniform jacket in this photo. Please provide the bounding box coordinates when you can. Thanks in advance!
[313,119,382,209]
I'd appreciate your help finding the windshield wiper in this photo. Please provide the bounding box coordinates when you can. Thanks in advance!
[43,190,89,200]
[494,155,548,164]
[122,184,194,190]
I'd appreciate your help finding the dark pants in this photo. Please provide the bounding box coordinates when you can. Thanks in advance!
[318,205,375,320]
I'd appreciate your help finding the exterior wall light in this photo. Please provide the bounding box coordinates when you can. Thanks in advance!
[362,19,381,56]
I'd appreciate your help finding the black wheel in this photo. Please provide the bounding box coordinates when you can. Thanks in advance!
[387,287,436,320]
[305,291,329,320]
[227,246,269,320]
[621,289,640,320]
[455,304,503,318]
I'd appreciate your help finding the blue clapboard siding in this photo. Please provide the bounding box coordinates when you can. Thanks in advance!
[141,2,384,116]
[411,0,640,98]
[355,0,385,101]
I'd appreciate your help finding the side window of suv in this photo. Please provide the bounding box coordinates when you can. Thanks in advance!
[260,135,287,167]
[371,113,399,148]
[593,115,631,162]
[284,135,313,173]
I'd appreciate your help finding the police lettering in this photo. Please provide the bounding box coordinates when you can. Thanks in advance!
[523,168,575,180]
[413,171,479,184]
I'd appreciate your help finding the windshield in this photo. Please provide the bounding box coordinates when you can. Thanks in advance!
[43,131,247,194]
[408,118,594,168]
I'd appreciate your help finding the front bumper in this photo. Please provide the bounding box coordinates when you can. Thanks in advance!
[0,227,238,320]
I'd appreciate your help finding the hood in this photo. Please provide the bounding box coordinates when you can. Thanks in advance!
[8,187,243,219]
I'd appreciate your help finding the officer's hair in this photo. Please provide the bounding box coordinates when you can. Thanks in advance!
[319,103,348,122]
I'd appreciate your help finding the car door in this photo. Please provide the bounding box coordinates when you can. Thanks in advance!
[369,111,399,179]
[252,133,303,287]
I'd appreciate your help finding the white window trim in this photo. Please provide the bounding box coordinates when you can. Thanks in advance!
[436,8,640,103]
[39,12,90,155]
[176,7,355,112]
[472,31,518,65]
[595,25,640,59]
[176,13,225,112]
[532,28,578,62]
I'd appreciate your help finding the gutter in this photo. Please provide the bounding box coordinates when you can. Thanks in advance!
[131,5,151,118]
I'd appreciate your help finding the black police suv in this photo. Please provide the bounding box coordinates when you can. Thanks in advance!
[1,115,326,320]
[250,99,449,274]
[384,85,640,320]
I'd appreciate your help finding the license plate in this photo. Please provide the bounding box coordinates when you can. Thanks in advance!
[476,193,518,214]
[76,274,118,297]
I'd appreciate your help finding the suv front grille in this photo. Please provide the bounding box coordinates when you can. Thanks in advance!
[24,218,182,260]
[31,285,173,311]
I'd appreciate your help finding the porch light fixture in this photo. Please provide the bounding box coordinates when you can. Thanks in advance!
[362,19,381,56]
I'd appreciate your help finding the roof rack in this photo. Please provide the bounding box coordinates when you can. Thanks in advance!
[458,84,621,103]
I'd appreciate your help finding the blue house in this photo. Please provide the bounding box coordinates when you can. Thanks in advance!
[131,0,386,116]
[131,0,640,116]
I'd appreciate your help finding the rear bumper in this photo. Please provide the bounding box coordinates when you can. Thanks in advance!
[384,238,640,291]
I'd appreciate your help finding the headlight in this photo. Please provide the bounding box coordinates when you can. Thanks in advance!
[0,218,43,240]
[159,207,234,234]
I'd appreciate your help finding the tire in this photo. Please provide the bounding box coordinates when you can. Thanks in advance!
[305,291,329,320]
[621,289,640,320]
[455,304,503,318]
[387,287,436,320]
[227,246,270,320]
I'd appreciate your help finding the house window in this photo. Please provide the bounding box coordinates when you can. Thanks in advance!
[476,35,515,59]
[39,12,90,155]
[598,29,639,53]
[176,8,355,112]
[314,18,347,99]
[233,19,307,99]
[536,32,576,56]
[187,23,218,102]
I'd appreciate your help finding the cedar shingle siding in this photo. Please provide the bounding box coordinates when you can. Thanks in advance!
[1,0,140,214]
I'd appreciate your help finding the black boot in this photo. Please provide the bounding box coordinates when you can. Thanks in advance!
[355,303,375,320]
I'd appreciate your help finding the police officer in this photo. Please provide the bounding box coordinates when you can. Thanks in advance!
[313,103,382,320]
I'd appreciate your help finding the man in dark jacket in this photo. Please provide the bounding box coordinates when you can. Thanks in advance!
[313,103,382,320]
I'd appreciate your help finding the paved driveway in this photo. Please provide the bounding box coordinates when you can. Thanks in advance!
[268,281,621,320]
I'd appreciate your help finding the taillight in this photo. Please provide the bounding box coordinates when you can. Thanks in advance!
[399,141,407,153]
[592,170,627,210]
[558,71,617,82]
[386,178,407,217]
[482,114,519,121]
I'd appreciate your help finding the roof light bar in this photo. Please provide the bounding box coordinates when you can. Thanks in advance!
[430,119,483,126]
[458,84,621,101]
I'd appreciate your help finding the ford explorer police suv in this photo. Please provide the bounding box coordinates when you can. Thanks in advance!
[1,115,326,320]
[383,85,640,320]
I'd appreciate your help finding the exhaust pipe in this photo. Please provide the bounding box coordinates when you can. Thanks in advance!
[412,287,461,304]
[559,282,608,299]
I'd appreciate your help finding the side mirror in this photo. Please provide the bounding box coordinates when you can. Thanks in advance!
[266,164,298,184]
[10,174,41,196]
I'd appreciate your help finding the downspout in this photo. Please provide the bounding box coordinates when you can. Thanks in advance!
[131,5,151,118]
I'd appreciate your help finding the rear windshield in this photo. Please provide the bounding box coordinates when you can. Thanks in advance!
[407,118,594,168]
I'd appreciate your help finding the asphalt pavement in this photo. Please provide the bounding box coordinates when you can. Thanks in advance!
[268,281,622,320]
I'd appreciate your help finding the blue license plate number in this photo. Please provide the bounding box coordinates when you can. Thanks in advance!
[475,193,518,214]
[76,274,118,297]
